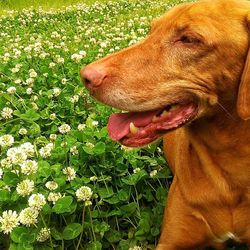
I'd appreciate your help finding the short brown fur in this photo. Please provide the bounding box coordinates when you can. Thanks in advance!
[82,0,250,249]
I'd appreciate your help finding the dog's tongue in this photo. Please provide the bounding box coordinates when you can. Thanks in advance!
[108,110,159,141]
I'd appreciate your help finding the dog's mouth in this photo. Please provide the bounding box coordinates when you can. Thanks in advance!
[107,102,198,147]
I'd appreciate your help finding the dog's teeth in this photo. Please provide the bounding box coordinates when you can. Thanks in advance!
[161,110,170,117]
[129,122,139,134]
[152,115,158,122]
[169,104,179,111]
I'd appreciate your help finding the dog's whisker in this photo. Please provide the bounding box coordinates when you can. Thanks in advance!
[217,102,236,121]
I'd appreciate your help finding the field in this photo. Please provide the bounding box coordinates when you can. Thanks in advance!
[0,0,247,249]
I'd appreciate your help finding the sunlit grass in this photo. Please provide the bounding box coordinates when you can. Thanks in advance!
[0,0,110,15]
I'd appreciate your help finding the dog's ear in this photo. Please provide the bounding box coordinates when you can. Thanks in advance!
[237,13,250,120]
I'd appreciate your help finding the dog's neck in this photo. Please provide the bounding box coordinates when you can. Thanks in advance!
[188,108,250,152]
[185,110,250,188]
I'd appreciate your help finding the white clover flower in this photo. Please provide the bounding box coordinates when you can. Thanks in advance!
[26,78,34,85]
[49,113,56,120]
[100,42,107,48]
[19,128,27,135]
[70,95,79,103]
[150,170,158,177]
[31,102,38,110]
[19,207,39,226]
[39,143,53,158]
[7,86,16,94]
[92,121,98,127]
[71,54,82,63]
[77,124,86,131]
[85,200,92,206]
[20,160,38,175]
[133,168,141,173]
[49,62,55,68]
[26,88,33,95]
[45,181,58,190]
[32,95,38,101]
[57,57,64,64]
[29,70,37,78]
[120,145,133,151]
[20,142,35,157]
[53,87,61,97]
[11,67,19,73]
[129,246,142,250]
[0,168,3,179]
[63,167,76,181]
[49,134,57,141]
[0,158,12,169]
[7,147,27,165]
[79,50,87,57]
[75,186,93,201]
[86,142,94,148]
[15,63,23,69]
[36,227,51,242]
[1,107,13,119]
[0,210,19,234]
[61,78,67,84]
[47,192,62,204]
[16,179,34,197]
[15,79,22,84]
[0,134,14,148]
[28,193,46,210]
[70,146,78,155]
[90,176,98,181]
[58,124,71,134]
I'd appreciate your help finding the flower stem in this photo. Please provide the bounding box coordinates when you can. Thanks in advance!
[76,205,86,250]
[40,213,53,249]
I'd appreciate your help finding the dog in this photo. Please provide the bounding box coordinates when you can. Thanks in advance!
[81,0,250,249]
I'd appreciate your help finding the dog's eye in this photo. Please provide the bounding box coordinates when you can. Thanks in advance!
[178,35,201,44]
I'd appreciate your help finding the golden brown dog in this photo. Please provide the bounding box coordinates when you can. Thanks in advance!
[81,0,250,249]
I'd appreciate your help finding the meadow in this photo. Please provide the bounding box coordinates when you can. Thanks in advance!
[0,0,246,249]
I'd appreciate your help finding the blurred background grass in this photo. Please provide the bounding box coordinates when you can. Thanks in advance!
[0,0,111,15]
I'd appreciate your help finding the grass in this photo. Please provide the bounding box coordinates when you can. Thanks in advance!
[0,0,111,15]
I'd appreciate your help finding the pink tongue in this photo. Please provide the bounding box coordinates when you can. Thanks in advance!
[108,110,159,141]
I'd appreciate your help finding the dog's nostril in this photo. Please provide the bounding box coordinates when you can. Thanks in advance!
[83,77,91,86]
[80,66,107,90]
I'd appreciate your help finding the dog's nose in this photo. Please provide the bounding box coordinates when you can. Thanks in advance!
[80,65,106,90]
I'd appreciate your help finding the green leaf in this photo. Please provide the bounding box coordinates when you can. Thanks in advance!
[10,227,37,243]
[93,221,110,237]
[38,161,51,177]
[3,172,19,186]
[105,229,122,243]
[98,187,114,199]
[121,170,148,185]
[62,223,82,240]
[0,189,10,201]
[93,142,105,154]
[120,202,137,216]
[14,109,40,121]
[51,228,63,240]
[53,196,73,214]
[10,243,34,250]
[29,123,41,136]
[82,145,94,155]
[86,241,102,250]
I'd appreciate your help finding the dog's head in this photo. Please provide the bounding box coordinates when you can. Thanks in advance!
[81,0,250,147]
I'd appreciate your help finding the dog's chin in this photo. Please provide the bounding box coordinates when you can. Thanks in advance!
[107,101,199,148]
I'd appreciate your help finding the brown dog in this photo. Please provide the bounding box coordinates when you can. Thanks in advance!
[81,0,250,249]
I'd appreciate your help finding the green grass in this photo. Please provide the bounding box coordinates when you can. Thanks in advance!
[0,0,111,15]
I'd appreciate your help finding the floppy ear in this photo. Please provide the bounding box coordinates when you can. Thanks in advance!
[237,14,250,120]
